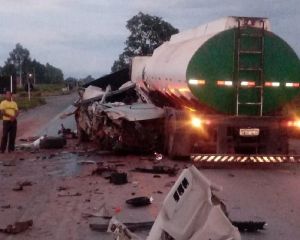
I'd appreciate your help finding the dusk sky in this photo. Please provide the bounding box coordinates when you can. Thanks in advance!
[0,0,299,78]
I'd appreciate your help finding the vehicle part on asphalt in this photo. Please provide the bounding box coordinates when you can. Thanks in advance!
[133,166,178,176]
[231,221,266,232]
[107,216,142,240]
[110,172,128,185]
[0,220,33,234]
[82,202,112,219]
[40,136,67,149]
[90,220,154,233]
[147,165,241,240]
[57,192,82,197]
[126,196,153,207]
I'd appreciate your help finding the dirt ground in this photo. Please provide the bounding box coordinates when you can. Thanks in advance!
[1,94,300,240]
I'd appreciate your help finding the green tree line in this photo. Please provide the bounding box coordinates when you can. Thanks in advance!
[0,43,64,84]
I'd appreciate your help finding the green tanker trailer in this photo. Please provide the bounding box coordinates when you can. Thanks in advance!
[132,16,300,162]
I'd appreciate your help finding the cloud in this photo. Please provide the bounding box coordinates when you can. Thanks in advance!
[0,0,299,78]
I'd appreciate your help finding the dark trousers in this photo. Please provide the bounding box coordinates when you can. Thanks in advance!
[1,120,17,153]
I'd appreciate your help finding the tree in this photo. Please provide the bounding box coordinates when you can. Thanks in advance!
[31,59,46,84]
[1,63,17,77]
[80,75,95,84]
[5,43,30,67]
[44,63,64,84]
[111,12,178,72]
[1,44,64,84]
[5,43,31,80]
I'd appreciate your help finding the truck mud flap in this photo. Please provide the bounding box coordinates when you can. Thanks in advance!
[191,154,300,166]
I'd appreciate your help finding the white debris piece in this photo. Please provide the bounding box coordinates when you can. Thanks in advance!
[119,81,136,90]
[17,135,46,150]
[82,85,105,100]
[108,217,142,240]
[147,165,241,240]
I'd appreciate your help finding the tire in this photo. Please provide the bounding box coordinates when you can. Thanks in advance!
[40,136,66,149]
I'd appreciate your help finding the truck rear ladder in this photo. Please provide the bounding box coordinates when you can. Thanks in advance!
[235,18,265,116]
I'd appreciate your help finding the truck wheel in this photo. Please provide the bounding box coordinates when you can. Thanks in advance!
[78,126,89,142]
[164,109,192,159]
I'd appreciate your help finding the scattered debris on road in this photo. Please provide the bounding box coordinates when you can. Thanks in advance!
[0,220,33,235]
[12,181,32,191]
[107,217,142,240]
[40,136,67,149]
[19,136,39,142]
[126,196,153,207]
[17,135,46,150]
[57,192,82,197]
[1,204,11,209]
[110,172,128,185]
[82,203,112,219]
[18,180,33,187]
[58,124,77,139]
[133,165,178,176]
[12,187,23,192]
[90,218,153,233]
[232,221,267,232]
[92,164,117,178]
[154,152,163,162]
[2,161,16,167]
[77,160,97,165]
[56,186,69,191]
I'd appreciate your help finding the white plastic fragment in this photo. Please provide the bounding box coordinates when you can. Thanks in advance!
[147,165,241,240]
[107,217,142,240]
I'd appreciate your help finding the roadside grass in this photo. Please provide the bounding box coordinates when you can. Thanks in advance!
[0,92,47,110]
[35,84,65,96]
[0,84,73,110]
[15,97,47,110]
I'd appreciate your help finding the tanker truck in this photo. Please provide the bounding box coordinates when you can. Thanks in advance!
[77,16,300,163]
[129,16,300,162]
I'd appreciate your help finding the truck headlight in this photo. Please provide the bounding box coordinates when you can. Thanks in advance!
[191,117,202,128]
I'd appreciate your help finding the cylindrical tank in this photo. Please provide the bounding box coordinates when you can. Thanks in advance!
[141,17,300,115]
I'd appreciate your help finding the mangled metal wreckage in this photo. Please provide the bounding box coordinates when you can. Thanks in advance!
[75,81,164,152]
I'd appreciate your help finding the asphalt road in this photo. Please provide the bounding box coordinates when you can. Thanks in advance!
[0,93,77,141]
[0,94,300,240]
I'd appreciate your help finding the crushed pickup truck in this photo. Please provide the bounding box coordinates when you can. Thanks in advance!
[74,80,165,153]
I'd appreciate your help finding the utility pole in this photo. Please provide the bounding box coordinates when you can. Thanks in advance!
[28,73,32,101]
[10,75,13,93]
[33,68,36,85]
[19,57,22,87]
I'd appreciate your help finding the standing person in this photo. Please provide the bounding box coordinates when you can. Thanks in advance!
[0,91,19,153]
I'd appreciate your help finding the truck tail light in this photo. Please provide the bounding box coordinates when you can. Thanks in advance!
[265,82,280,87]
[286,82,300,88]
[188,79,206,85]
[241,81,255,87]
[217,81,233,86]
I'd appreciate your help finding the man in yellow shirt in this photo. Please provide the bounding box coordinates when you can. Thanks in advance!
[0,91,19,153]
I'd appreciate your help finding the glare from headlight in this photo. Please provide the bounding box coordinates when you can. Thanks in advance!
[294,120,300,128]
[191,117,202,128]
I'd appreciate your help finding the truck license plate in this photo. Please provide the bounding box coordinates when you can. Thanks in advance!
[239,128,260,137]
